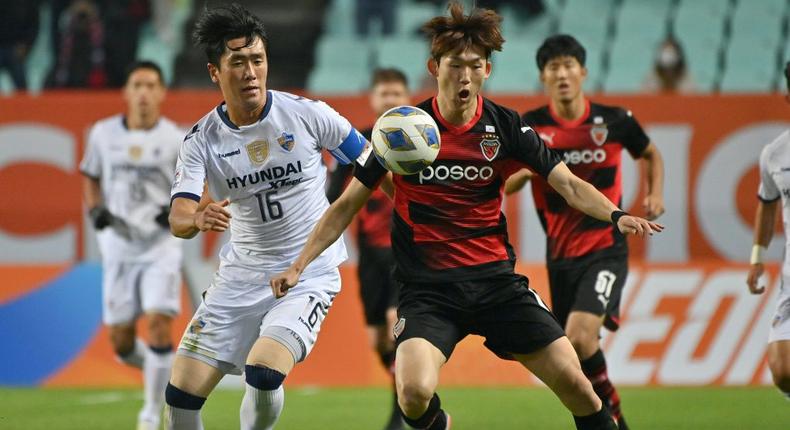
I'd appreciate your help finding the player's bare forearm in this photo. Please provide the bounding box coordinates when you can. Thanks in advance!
[82,175,103,209]
[753,200,778,247]
[380,173,395,200]
[169,197,201,238]
[504,168,533,195]
[548,163,618,221]
[292,178,373,273]
[640,143,665,219]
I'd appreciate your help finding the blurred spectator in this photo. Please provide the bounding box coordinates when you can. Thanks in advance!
[356,0,396,36]
[102,0,150,87]
[643,36,695,93]
[47,0,108,88]
[0,0,40,91]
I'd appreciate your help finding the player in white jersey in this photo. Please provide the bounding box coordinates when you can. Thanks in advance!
[80,61,184,430]
[163,5,366,429]
[747,62,790,399]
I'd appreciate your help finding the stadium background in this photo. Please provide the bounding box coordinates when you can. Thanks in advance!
[1,0,790,426]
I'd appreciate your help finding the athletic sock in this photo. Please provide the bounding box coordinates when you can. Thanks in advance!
[164,383,205,430]
[139,344,173,425]
[581,349,626,429]
[240,384,285,430]
[117,338,146,369]
[573,407,617,430]
[401,393,448,430]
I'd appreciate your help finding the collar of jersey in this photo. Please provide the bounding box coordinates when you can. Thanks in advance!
[431,94,484,135]
[548,97,590,128]
[215,90,273,130]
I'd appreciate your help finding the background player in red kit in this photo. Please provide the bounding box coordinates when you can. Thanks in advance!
[272,3,662,429]
[326,67,409,430]
[506,34,665,429]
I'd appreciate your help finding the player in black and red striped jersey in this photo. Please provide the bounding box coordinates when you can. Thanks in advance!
[506,35,665,430]
[326,68,408,430]
[272,3,662,429]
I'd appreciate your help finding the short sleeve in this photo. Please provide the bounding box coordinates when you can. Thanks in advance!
[619,110,650,158]
[758,146,780,203]
[79,125,103,179]
[507,121,561,179]
[352,141,387,190]
[170,131,206,203]
[311,101,366,164]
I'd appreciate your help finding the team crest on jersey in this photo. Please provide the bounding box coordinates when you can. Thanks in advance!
[188,318,206,335]
[393,317,406,338]
[590,116,608,146]
[277,132,295,152]
[246,140,269,165]
[480,133,501,161]
[128,145,143,160]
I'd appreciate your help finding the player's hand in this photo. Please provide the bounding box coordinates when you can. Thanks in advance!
[194,199,231,232]
[155,206,170,229]
[89,206,113,230]
[616,215,664,237]
[643,194,665,220]
[746,263,766,294]
[270,266,301,299]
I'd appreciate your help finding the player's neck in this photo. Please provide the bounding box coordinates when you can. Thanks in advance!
[126,111,159,130]
[551,95,587,122]
[435,94,477,126]
[226,96,267,127]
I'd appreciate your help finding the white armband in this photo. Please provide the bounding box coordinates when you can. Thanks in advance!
[750,245,767,265]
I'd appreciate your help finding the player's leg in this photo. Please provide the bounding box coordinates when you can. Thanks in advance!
[768,340,790,397]
[138,263,182,429]
[563,258,629,429]
[238,269,340,430]
[395,338,449,430]
[165,354,225,430]
[381,307,404,429]
[103,261,146,368]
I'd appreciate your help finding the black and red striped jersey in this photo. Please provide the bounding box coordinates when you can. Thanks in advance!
[354,95,561,283]
[327,127,393,248]
[522,100,649,266]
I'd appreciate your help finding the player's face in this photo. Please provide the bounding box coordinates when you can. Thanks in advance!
[369,81,410,116]
[431,46,491,109]
[123,69,165,114]
[209,36,268,110]
[540,56,587,103]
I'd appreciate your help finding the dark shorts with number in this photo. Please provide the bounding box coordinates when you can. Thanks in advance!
[548,254,628,331]
[358,244,399,326]
[394,273,565,360]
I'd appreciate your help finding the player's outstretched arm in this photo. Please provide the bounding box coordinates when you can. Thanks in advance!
[504,168,533,195]
[747,200,778,294]
[270,178,373,298]
[169,187,231,239]
[547,162,664,237]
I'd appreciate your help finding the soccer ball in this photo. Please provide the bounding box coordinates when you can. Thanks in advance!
[371,105,441,175]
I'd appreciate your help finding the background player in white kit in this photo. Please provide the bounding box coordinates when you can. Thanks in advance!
[164,4,366,429]
[747,61,790,399]
[80,60,184,430]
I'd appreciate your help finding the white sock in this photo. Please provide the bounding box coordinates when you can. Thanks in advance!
[139,347,173,425]
[240,384,284,430]
[165,405,204,430]
[117,338,146,369]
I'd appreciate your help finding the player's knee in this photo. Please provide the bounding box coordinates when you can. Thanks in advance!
[147,314,173,346]
[245,365,286,391]
[565,330,598,358]
[397,380,434,415]
[165,382,206,410]
[109,329,135,356]
[770,367,790,393]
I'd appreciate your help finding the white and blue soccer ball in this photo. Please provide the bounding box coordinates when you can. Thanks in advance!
[371,105,441,175]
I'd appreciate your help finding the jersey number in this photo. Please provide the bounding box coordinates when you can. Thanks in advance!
[254,190,283,222]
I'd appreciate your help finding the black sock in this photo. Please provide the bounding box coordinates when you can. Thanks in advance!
[581,349,625,428]
[573,407,617,430]
[379,350,396,372]
[401,393,446,429]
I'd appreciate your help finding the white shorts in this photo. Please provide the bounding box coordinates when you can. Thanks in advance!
[177,267,341,375]
[769,278,790,343]
[102,260,182,325]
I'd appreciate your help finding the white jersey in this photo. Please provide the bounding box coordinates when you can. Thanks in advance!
[171,90,364,276]
[758,130,790,276]
[80,115,184,263]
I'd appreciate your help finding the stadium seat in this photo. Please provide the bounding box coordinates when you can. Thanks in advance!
[374,36,430,90]
[729,0,784,48]
[486,38,541,93]
[602,38,655,93]
[307,65,369,94]
[323,0,355,37]
[396,1,440,36]
[720,38,775,92]
[314,36,371,70]
[558,0,612,49]
[615,0,672,48]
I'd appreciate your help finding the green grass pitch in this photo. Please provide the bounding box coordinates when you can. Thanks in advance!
[1,386,788,429]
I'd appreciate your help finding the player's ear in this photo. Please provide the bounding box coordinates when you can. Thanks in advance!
[485,60,492,79]
[207,62,219,84]
[427,58,438,77]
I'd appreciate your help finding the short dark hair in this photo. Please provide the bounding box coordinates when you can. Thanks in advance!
[536,34,586,71]
[125,60,164,85]
[370,68,409,89]
[193,3,268,67]
[422,1,504,62]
